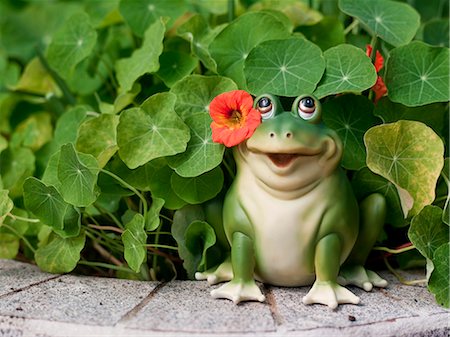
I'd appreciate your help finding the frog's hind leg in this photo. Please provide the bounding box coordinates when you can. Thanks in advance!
[339,193,388,291]
[195,256,233,285]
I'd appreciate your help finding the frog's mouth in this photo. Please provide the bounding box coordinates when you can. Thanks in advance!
[267,153,300,168]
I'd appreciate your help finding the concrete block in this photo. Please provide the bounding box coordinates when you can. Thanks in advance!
[0,274,158,326]
[0,259,57,296]
[123,281,276,333]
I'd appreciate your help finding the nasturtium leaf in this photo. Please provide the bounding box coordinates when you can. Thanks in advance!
[146,197,165,231]
[171,75,237,119]
[364,121,445,217]
[114,83,141,114]
[177,14,225,72]
[85,0,120,28]
[428,243,450,308]
[35,232,86,274]
[13,57,61,96]
[0,135,6,154]
[0,147,35,198]
[374,98,447,137]
[385,42,450,106]
[156,51,198,88]
[54,105,89,146]
[440,159,449,225]
[11,112,53,151]
[172,205,206,278]
[57,143,99,207]
[423,19,449,48]
[189,0,228,15]
[210,11,291,88]
[117,92,190,169]
[322,94,380,170]
[251,1,322,27]
[122,213,147,273]
[46,12,97,79]
[408,206,448,260]
[296,16,345,51]
[171,167,224,204]
[41,150,61,189]
[168,113,225,177]
[185,220,216,272]
[313,44,376,99]
[119,0,185,37]
[23,177,66,231]
[245,37,325,97]
[338,0,420,47]
[0,190,13,219]
[76,114,119,168]
[148,164,187,210]
[115,18,165,93]
[0,234,19,259]
[2,208,29,237]
[351,168,406,227]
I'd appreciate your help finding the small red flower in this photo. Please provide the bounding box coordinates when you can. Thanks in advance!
[366,45,388,103]
[209,90,261,147]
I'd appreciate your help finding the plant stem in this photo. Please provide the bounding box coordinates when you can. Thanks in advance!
[78,260,133,273]
[1,223,36,254]
[88,224,124,234]
[227,0,235,22]
[100,169,148,218]
[369,35,378,62]
[383,257,427,286]
[343,19,359,35]
[146,244,178,251]
[92,241,123,267]
[373,245,416,254]
[6,213,40,223]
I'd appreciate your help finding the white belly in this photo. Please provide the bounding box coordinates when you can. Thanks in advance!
[238,170,330,286]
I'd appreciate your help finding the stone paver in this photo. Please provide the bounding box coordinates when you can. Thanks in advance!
[0,259,449,337]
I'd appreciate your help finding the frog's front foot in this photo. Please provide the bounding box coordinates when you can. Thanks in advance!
[339,265,388,291]
[303,281,360,309]
[195,258,233,285]
[211,280,265,304]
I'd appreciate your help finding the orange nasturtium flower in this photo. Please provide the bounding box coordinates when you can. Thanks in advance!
[209,90,261,147]
[366,45,387,103]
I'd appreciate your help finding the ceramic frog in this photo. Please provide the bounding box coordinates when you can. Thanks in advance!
[196,94,387,308]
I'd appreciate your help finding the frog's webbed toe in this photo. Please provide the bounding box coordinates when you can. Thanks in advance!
[211,280,265,304]
[195,258,233,285]
[338,265,388,291]
[303,281,360,309]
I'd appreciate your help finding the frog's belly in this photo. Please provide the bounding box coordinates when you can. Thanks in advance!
[244,194,326,287]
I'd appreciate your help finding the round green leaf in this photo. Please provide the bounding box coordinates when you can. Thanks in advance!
[0,234,19,259]
[156,51,198,88]
[352,168,406,227]
[117,92,190,169]
[171,167,224,204]
[423,19,449,48]
[122,213,147,273]
[313,44,376,99]
[57,143,100,207]
[185,220,216,272]
[322,94,380,170]
[385,41,449,106]
[54,105,88,146]
[245,37,325,97]
[0,190,13,219]
[408,206,448,260]
[119,0,186,37]
[296,16,345,51]
[374,98,447,137]
[171,75,237,119]
[146,197,165,231]
[116,18,165,93]
[168,113,225,177]
[339,0,420,47]
[46,12,97,79]
[210,11,291,88]
[364,120,445,217]
[35,232,86,274]
[148,164,187,210]
[76,114,119,168]
[428,243,450,308]
[11,112,53,152]
[0,147,35,198]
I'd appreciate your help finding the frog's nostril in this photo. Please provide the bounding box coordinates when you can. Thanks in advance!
[286,132,292,138]
[269,132,275,138]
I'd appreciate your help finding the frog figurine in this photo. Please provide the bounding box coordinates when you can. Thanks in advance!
[196,94,387,308]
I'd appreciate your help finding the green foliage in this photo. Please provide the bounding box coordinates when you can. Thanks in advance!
[0,0,448,306]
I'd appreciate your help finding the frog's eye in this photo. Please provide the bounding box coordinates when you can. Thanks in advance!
[298,96,317,120]
[256,97,274,120]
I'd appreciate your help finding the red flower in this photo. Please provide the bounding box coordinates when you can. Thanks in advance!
[366,45,387,103]
[209,90,261,147]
